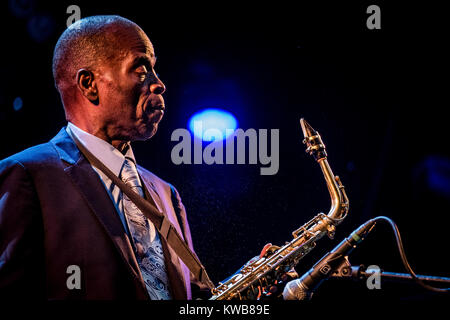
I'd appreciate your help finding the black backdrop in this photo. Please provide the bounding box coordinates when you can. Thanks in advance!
[1,1,449,302]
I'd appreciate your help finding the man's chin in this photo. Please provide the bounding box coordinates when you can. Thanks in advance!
[134,123,159,141]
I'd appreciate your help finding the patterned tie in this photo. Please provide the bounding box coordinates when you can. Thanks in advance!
[120,157,172,300]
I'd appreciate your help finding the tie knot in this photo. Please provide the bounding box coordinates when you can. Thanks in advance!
[121,158,141,188]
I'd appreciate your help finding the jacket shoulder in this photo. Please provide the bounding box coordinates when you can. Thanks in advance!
[0,142,59,171]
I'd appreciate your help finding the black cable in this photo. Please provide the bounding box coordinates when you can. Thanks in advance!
[371,216,449,293]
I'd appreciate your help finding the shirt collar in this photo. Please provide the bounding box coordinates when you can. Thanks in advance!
[66,122,137,176]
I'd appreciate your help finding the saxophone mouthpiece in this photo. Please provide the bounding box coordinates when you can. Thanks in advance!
[300,118,316,139]
[300,118,327,161]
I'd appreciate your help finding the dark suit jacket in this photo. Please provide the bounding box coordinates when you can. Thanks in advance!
[0,128,206,300]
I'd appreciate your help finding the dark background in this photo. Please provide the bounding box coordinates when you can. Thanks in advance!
[1,0,448,302]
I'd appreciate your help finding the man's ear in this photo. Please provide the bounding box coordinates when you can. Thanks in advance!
[76,69,99,105]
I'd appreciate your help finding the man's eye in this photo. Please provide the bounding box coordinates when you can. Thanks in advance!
[136,65,148,81]
[136,65,148,73]
[136,65,148,74]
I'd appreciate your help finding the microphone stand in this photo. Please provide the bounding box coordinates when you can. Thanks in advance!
[331,264,450,286]
[283,216,450,300]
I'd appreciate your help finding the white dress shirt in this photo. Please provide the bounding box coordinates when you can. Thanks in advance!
[66,122,157,242]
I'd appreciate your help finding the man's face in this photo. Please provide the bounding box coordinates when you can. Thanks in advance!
[95,26,166,142]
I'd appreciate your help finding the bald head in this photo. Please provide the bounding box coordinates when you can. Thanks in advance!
[51,15,166,147]
[52,15,149,94]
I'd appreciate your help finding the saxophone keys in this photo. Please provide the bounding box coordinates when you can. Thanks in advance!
[327,224,336,239]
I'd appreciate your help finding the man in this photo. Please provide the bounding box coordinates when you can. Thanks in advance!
[0,15,207,300]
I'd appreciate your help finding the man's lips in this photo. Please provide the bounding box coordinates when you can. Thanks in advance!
[150,105,165,111]
[143,94,165,114]
[146,104,165,114]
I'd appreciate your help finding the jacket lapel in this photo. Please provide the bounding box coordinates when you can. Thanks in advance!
[51,128,148,298]
[139,173,188,300]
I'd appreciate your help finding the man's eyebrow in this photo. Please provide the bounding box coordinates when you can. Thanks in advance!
[131,55,157,68]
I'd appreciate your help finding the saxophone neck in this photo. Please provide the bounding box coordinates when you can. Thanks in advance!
[300,118,349,222]
[319,159,349,221]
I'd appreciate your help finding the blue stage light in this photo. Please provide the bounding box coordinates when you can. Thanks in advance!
[188,108,238,141]
[13,97,23,111]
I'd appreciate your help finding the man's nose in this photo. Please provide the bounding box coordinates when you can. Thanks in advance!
[149,79,166,95]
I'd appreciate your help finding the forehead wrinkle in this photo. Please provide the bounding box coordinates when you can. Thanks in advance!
[125,37,155,65]
[129,41,154,57]
[109,26,156,70]
[108,23,154,54]
[130,27,154,54]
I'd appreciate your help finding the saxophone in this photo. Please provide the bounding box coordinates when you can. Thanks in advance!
[210,118,349,300]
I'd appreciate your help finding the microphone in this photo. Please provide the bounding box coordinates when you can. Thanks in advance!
[283,219,377,300]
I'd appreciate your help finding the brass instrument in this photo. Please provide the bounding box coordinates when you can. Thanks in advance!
[210,118,349,300]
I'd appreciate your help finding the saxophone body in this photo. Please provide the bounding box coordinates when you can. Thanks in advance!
[210,119,349,300]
